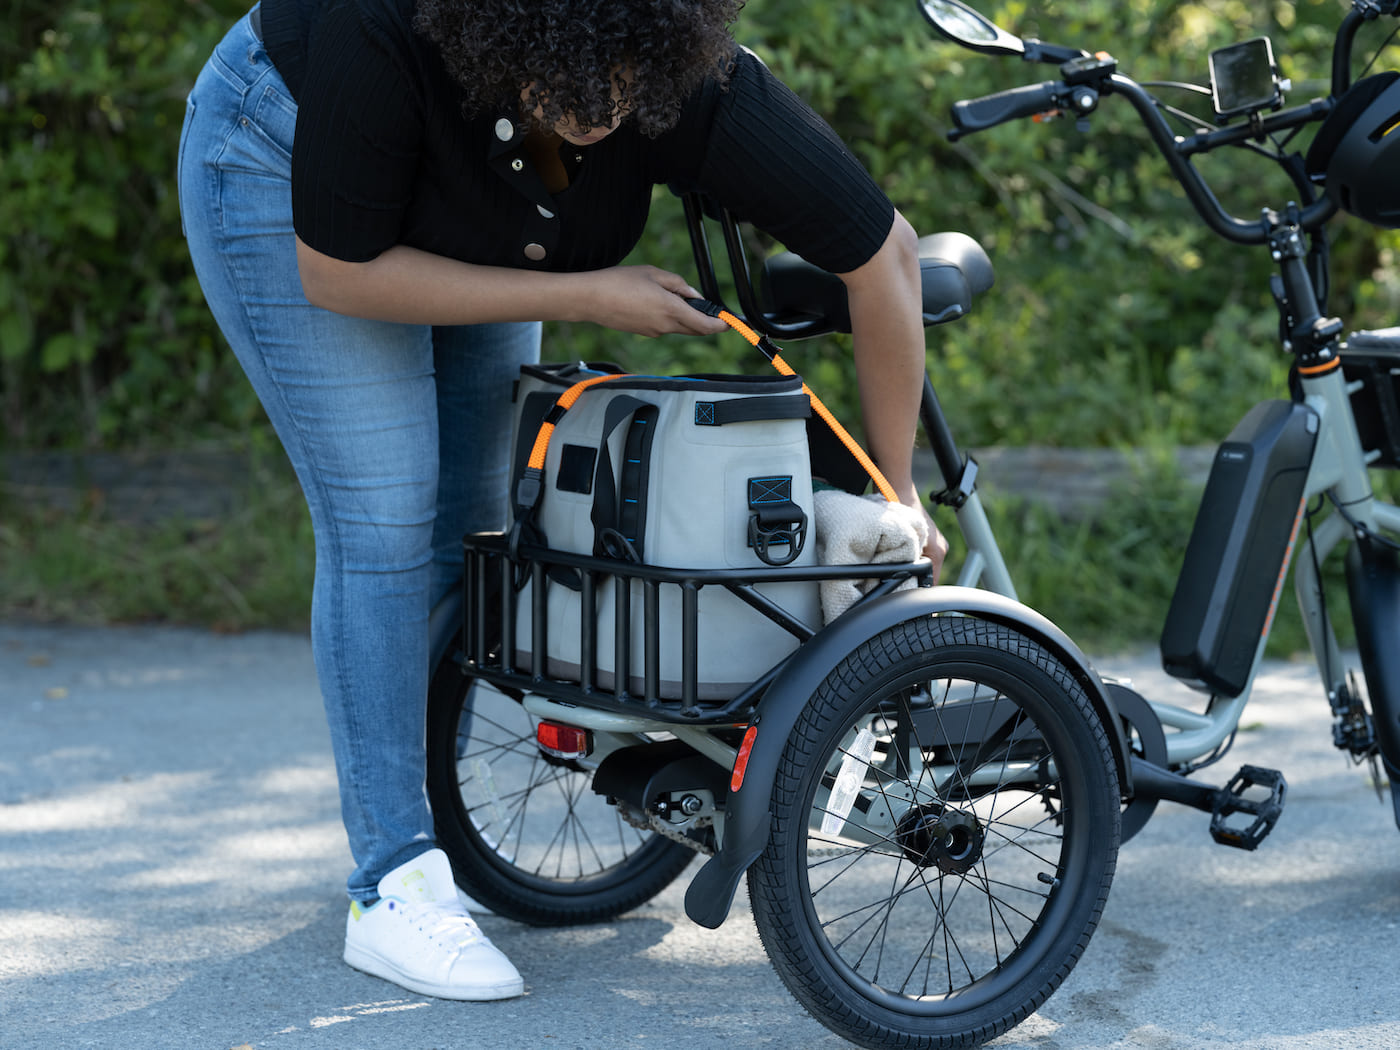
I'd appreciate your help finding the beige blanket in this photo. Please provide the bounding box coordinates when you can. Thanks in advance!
[814,490,929,622]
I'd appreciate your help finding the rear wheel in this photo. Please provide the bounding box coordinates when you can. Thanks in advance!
[749,616,1121,1049]
[425,655,696,925]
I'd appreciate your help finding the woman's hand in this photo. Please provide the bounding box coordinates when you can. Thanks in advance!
[580,266,730,337]
[896,477,949,579]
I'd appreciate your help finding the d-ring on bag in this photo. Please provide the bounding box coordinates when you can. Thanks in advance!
[508,362,823,700]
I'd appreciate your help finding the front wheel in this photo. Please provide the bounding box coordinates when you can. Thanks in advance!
[749,616,1121,1049]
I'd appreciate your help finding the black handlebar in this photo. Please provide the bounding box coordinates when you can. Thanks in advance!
[950,80,1066,135]
[938,0,1400,242]
[947,66,1339,244]
[1335,3,1400,95]
[1105,76,1337,244]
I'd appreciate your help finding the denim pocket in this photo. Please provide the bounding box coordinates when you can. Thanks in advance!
[250,81,297,158]
[218,79,297,182]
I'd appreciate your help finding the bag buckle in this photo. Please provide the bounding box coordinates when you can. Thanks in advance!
[747,476,807,567]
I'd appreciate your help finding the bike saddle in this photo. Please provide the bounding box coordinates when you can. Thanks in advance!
[758,231,995,336]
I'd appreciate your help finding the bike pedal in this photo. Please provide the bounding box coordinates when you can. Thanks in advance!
[1210,765,1287,850]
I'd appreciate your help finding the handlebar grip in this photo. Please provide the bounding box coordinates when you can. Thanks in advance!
[951,81,1064,136]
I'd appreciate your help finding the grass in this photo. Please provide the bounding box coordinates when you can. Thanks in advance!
[0,456,314,632]
[942,471,1196,656]
[0,447,1354,661]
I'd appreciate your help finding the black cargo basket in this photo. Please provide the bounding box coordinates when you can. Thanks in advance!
[457,530,933,724]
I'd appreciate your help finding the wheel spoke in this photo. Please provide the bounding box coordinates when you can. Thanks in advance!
[759,618,1117,1045]
[428,654,702,926]
[808,712,1064,992]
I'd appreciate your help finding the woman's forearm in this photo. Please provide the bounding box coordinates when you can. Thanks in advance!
[842,210,948,573]
[296,237,590,324]
[295,237,728,337]
[842,211,926,500]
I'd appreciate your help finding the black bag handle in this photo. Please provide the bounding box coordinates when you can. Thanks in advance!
[692,392,810,426]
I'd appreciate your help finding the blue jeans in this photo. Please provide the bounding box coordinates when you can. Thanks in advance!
[177,8,541,900]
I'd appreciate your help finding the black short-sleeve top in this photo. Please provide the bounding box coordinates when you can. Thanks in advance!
[260,0,895,274]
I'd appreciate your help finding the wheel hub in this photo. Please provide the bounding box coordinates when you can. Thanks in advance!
[894,804,985,873]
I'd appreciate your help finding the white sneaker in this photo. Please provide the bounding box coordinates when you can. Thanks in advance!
[343,848,524,1000]
[457,887,492,915]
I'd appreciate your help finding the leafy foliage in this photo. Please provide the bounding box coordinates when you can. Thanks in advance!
[1,0,255,448]
[3,0,1399,453]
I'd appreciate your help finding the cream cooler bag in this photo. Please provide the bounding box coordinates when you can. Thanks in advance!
[508,362,824,700]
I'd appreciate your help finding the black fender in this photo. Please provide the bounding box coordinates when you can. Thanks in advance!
[682,584,1131,929]
[1346,536,1400,828]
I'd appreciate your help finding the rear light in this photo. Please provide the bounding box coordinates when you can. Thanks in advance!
[536,721,591,760]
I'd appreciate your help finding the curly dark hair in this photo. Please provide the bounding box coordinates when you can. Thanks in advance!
[413,0,744,137]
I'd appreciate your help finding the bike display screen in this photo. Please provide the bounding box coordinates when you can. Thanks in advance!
[1209,37,1281,120]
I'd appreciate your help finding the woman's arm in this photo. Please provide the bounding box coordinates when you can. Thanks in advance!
[295,236,729,338]
[839,210,949,577]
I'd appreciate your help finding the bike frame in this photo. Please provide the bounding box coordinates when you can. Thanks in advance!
[418,10,1400,1043]
[943,318,1391,769]
[920,0,1400,787]
[426,3,1400,933]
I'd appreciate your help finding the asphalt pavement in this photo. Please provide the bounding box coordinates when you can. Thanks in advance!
[3,621,1399,1050]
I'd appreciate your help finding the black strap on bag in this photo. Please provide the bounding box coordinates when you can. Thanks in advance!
[589,395,658,561]
[509,371,632,586]
[615,410,656,554]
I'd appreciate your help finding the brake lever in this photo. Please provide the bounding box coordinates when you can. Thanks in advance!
[1023,39,1090,64]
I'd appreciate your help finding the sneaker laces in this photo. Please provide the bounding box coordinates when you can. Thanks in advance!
[395,897,487,955]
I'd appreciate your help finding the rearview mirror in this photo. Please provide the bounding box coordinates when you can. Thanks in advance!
[919,0,1026,56]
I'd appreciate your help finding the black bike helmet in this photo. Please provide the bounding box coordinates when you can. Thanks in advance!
[1306,71,1400,227]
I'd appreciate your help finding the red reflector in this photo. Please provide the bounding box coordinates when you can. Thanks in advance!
[730,725,759,792]
[537,721,591,759]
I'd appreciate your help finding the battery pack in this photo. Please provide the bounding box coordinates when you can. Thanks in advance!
[1160,400,1318,696]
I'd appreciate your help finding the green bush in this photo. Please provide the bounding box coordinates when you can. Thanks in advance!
[552,0,1400,451]
[3,0,1398,455]
[0,452,314,629]
[1,0,254,449]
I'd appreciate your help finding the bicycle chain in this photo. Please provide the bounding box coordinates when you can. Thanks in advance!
[617,801,716,854]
